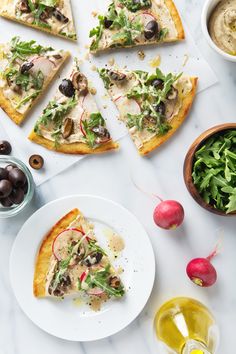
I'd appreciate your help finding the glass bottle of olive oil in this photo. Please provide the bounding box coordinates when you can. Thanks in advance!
[154,297,219,354]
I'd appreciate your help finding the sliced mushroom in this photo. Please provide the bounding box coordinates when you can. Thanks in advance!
[108,70,127,82]
[166,86,178,100]
[109,276,121,289]
[165,87,178,119]
[16,0,30,13]
[62,118,74,139]
[52,8,69,23]
[72,72,88,95]
[20,61,34,74]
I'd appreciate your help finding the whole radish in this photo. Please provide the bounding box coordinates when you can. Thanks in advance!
[153,200,184,230]
[186,243,220,287]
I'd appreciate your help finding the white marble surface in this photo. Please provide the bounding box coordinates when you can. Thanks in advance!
[0,0,236,353]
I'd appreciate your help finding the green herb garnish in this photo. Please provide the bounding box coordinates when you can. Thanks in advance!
[82,112,106,148]
[119,0,151,12]
[192,130,236,213]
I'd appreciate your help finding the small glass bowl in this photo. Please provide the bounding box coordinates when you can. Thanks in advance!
[0,156,35,218]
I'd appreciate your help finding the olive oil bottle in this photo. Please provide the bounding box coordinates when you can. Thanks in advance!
[154,297,219,354]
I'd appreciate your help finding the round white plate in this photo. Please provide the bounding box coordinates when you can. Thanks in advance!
[10,195,155,341]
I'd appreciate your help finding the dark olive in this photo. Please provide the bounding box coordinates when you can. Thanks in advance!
[9,188,24,205]
[17,0,30,13]
[52,54,62,60]
[0,197,13,207]
[0,180,13,198]
[72,72,88,95]
[151,78,164,90]
[23,182,28,195]
[167,86,178,100]
[5,164,17,173]
[109,276,121,289]
[62,118,74,139]
[144,20,159,40]
[21,61,34,74]
[52,9,69,23]
[0,168,8,181]
[0,140,12,155]
[59,79,75,97]
[104,17,113,28]
[109,70,126,82]
[154,101,166,116]
[91,126,110,139]
[95,252,103,263]
[8,168,26,188]
[29,154,44,170]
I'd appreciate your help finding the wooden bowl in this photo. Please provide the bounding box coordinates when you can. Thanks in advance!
[183,123,236,216]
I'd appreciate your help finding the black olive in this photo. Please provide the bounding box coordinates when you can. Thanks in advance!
[0,197,13,207]
[109,70,126,82]
[151,78,164,90]
[109,276,121,289]
[23,182,28,195]
[0,168,8,181]
[91,126,110,138]
[0,180,13,198]
[52,9,69,23]
[0,140,12,155]
[59,79,75,97]
[21,61,34,74]
[8,168,26,188]
[5,164,17,173]
[95,252,103,263]
[9,188,24,205]
[144,20,159,40]
[61,275,71,287]
[29,154,44,170]
[154,101,166,116]
[104,17,113,28]
[17,0,30,13]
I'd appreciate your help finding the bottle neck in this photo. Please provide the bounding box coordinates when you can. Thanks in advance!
[182,340,212,354]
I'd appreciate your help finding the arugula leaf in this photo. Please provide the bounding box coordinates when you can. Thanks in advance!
[16,90,41,109]
[89,15,105,51]
[82,112,106,148]
[38,0,57,7]
[192,130,236,213]
[111,10,143,46]
[98,68,111,89]
[118,0,151,12]
[10,37,52,59]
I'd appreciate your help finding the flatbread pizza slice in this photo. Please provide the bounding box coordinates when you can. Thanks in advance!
[29,60,119,154]
[33,208,125,305]
[0,0,77,41]
[98,67,197,155]
[89,0,184,53]
[0,36,69,125]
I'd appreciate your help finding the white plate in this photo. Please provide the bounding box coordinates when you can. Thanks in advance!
[10,195,155,341]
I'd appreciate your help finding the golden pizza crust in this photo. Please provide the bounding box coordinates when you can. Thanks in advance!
[90,0,184,54]
[0,52,70,125]
[0,0,77,41]
[28,130,119,154]
[33,208,80,298]
[138,77,198,156]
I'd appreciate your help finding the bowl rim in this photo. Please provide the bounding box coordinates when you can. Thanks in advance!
[183,123,236,216]
[201,0,236,62]
[0,156,35,218]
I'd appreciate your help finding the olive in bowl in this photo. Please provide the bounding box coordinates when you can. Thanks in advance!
[183,123,236,216]
[0,156,35,218]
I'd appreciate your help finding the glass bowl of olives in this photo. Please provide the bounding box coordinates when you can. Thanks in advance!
[0,156,35,218]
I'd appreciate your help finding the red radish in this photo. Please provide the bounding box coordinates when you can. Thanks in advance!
[80,270,88,282]
[131,12,156,26]
[52,228,85,261]
[153,200,184,230]
[30,56,55,77]
[87,287,105,296]
[114,96,141,116]
[186,244,220,287]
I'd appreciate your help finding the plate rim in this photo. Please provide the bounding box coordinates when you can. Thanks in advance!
[9,194,156,341]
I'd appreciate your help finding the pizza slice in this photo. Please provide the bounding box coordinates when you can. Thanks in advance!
[98,67,197,155]
[89,0,184,53]
[28,60,118,154]
[0,36,69,125]
[33,208,125,304]
[0,0,77,41]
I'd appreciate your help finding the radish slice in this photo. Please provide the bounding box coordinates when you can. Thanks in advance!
[80,271,88,282]
[30,56,56,77]
[114,96,141,117]
[132,12,156,26]
[52,228,85,261]
[87,287,105,296]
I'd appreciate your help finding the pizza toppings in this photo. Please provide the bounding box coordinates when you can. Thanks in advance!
[89,0,176,52]
[0,37,66,116]
[13,0,76,40]
[0,140,12,155]
[33,61,114,149]
[29,154,44,170]
[99,67,194,148]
